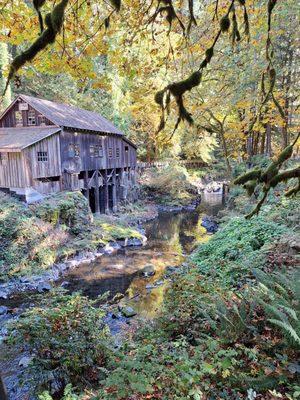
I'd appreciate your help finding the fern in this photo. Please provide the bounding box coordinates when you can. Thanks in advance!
[268,319,300,345]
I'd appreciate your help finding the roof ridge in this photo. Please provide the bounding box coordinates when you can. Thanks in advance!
[17,94,123,135]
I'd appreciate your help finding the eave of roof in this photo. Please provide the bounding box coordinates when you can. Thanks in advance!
[0,126,61,152]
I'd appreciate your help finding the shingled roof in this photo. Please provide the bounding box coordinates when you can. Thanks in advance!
[19,94,123,135]
[0,127,61,152]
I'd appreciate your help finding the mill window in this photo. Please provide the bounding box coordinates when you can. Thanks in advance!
[28,110,36,126]
[125,145,129,152]
[108,147,113,158]
[38,114,46,125]
[90,145,103,157]
[37,151,48,162]
[69,144,80,157]
[116,148,120,158]
[15,111,23,126]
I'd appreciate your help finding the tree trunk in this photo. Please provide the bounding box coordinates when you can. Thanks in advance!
[260,129,266,155]
[281,42,293,149]
[265,123,272,156]
[219,128,231,173]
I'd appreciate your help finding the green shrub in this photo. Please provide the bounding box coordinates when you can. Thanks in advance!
[39,384,82,400]
[7,290,112,394]
[191,215,288,286]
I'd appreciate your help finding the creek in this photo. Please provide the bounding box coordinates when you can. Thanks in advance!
[0,192,224,400]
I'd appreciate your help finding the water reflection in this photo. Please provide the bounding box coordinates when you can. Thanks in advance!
[64,194,224,317]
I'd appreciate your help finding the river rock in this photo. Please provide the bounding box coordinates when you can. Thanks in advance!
[0,306,8,315]
[0,290,8,299]
[201,216,218,233]
[141,264,156,277]
[145,284,155,290]
[120,306,137,318]
[104,242,121,254]
[65,260,79,269]
[126,237,146,247]
[166,266,177,274]
[19,356,33,368]
[37,282,52,293]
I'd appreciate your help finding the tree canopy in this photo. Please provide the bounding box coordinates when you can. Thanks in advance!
[0,0,299,165]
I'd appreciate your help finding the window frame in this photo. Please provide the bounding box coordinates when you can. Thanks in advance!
[38,114,46,125]
[37,151,48,162]
[27,110,36,126]
[116,148,120,158]
[108,147,113,158]
[69,143,80,158]
[90,145,103,158]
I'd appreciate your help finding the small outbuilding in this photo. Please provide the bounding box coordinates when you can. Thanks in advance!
[0,94,137,213]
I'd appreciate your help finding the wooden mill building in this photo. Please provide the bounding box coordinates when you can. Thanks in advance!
[0,94,137,213]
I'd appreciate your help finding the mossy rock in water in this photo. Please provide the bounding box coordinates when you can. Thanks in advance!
[119,305,137,318]
[141,264,156,277]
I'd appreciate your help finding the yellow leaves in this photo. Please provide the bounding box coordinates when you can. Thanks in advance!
[221,369,231,378]
[92,81,111,90]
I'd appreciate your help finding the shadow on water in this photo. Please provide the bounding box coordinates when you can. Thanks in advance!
[63,192,224,318]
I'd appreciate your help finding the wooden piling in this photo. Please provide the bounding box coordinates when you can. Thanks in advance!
[84,170,89,201]
[94,170,100,215]
[104,169,109,214]
[112,169,117,213]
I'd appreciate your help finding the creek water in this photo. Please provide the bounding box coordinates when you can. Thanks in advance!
[61,192,224,319]
[0,192,224,400]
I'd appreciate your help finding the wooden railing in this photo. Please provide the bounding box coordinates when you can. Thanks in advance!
[136,159,207,170]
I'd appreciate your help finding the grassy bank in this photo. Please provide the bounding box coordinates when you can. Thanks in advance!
[0,191,142,280]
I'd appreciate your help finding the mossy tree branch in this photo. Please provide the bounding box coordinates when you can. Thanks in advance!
[234,133,300,218]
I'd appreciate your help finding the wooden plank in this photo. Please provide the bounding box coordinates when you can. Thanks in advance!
[84,170,89,200]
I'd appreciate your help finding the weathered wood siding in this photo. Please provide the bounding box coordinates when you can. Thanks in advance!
[0,152,29,188]
[0,100,54,128]
[60,129,136,172]
[23,133,61,180]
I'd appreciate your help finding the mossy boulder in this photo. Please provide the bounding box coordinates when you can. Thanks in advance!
[32,191,92,235]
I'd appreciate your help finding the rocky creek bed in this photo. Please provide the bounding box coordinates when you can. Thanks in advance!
[0,193,223,400]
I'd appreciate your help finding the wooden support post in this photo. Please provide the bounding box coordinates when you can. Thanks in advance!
[104,169,109,214]
[112,169,117,213]
[94,170,100,215]
[84,170,89,201]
